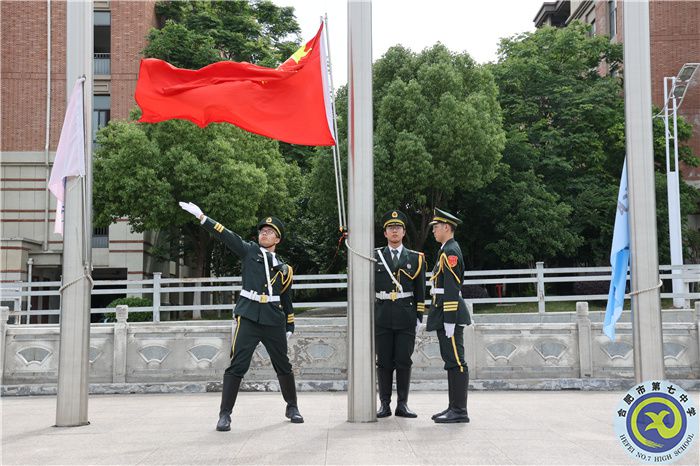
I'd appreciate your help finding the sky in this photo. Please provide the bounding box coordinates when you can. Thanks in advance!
[273,0,546,86]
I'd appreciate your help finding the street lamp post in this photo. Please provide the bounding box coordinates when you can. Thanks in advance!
[662,63,699,309]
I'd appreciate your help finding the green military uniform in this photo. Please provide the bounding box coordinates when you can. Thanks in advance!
[374,210,426,418]
[426,208,471,423]
[202,217,295,336]
[196,213,303,429]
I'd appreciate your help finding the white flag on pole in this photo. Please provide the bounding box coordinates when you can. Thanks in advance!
[48,78,85,235]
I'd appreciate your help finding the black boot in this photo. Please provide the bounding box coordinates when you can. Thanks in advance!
[431,369,454,420]
[217,374,242,431]
[376,368,393,418]
[434,368,470,424]
[278,373,304,423]
[394,368,417,418]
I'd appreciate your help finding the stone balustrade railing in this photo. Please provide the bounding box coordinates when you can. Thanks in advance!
[1,303,698,395]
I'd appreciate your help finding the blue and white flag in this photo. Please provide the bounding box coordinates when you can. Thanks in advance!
[603,159,630,341]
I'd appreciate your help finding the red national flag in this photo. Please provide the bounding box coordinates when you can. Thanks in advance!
[135,23,336,146]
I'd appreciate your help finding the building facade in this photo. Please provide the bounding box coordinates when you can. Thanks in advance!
[0,1,174,315]
[534,0,700,186]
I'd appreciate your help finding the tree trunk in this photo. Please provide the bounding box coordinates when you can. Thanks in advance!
[417,211,430,251]
[417,195,441,251]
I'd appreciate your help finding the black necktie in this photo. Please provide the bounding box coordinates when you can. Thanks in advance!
[391,249,399,268]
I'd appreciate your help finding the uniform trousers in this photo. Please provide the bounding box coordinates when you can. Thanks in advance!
[375,325,416,370]
[225,316,292,378]
[436,324,467,372]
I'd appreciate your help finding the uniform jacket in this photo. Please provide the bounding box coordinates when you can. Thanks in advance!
[202,217,294,331]
[426,238,472,330]
[374,246,426,329]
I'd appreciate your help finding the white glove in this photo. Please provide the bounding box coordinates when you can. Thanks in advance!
[444,323,455,339]
[415,318,422,334]
[286,331,292,340]
[179,201,204,222]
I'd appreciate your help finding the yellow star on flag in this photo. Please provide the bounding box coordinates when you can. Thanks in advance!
[290,44,312,63]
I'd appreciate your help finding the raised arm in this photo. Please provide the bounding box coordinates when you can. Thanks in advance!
[179,201,254,258]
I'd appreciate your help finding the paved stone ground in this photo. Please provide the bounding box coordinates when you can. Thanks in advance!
[2,391,698,465]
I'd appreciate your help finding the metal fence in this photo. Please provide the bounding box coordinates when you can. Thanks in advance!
[1,263,699,323]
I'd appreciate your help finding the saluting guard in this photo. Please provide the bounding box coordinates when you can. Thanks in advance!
[426,208,472,423]
[179,202,303,431]
[374,210,426,418]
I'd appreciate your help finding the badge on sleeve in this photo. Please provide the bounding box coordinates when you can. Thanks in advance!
[447,255,458,267]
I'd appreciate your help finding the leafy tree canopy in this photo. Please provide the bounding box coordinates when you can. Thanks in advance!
[489,22,698,266]
[95,1,304,276]
[303,43,507,265]
[150,0,300,67]
[94,119,301,277]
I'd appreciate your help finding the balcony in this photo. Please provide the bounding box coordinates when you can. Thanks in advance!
[94,53,110,75]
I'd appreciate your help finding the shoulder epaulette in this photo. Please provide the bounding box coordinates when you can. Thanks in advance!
[281,264,293,292]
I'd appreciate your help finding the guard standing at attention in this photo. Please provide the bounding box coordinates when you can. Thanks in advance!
[375,210,426,418]
[426,208,471,423]
[179,201,303,431]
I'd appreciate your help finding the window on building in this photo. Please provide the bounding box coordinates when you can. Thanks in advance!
[94,11,111,75]
[93,95,111,145]
[608,0,617,39]
[92,226,109,248]
[589,19,596,37]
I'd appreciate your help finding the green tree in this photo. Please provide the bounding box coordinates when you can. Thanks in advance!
[95,1,306,277]
[303,44,506,263]
[459,166,581,269]
[143,20,220,69]
[94,119,301,277]
[373,44,505,249]
[151,0,300,67]
[296,145,348,273]
[490,22,698,266]
[490,23,624,266]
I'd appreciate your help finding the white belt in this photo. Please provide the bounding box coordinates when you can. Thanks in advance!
[430,287,445,296]
[376,291,413,301]
[240,289,280,303]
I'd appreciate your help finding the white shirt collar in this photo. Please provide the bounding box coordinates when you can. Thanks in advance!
[389,244,403,256]
[260,247,279,266]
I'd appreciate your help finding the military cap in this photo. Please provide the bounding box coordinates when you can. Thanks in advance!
[381,209,408,230]
[257,216,285,239]
[428,208,462,227]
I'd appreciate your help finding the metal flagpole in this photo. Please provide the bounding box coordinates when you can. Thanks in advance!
[346,0,375,422]
[623,0,665,383]
[321,14,347,230]
[56,0,93,427]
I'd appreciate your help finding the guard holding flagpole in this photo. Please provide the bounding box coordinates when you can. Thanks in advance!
[179,201,303,430]
[426,208,471,423]
[374,210,426,418]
